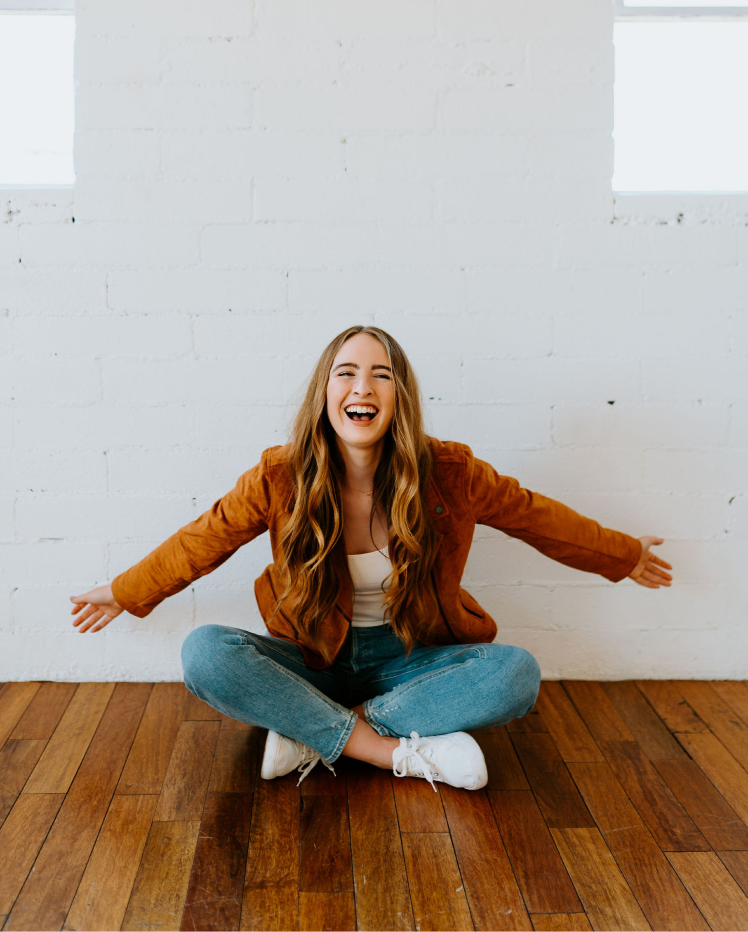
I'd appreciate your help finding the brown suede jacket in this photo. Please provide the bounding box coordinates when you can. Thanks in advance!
[111,438,642,669]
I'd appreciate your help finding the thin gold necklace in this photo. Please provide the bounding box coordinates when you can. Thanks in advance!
[344,484,374,496]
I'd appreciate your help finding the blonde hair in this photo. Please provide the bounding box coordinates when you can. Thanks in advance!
[274,325,437,661]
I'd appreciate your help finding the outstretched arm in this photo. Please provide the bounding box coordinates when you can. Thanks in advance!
[628,536,672,589]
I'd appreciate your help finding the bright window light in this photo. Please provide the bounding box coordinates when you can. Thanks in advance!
[613,22,748,191]
[0,13,75,185]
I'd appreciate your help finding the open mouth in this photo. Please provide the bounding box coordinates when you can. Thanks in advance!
[345,404,379,423]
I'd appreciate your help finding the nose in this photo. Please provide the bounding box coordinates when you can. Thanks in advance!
[352,373,374,396]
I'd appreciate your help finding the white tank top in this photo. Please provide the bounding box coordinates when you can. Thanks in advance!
[347,548,392,627]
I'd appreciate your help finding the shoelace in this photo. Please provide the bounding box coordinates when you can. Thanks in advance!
[392,731,439,792]
[296,752,336,787]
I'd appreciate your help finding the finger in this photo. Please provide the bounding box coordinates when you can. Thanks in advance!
[72,604,98,626]
[646,562,672,580]
[648,554,673,570]
[642,570,670,586]
[633,576,659,589]
[77,610,104,632]
[90,616,113,633]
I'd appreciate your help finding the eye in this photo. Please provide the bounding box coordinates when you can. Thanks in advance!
[337,370,355,377]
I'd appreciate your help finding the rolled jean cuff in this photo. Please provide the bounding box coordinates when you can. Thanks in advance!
[361,698,398,738]
[325,708,358,763]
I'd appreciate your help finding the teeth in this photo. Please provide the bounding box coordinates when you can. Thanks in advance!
[346,405,377,414]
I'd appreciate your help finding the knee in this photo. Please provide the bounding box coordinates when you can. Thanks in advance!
[181,624,226,689]
[487,644,541,721]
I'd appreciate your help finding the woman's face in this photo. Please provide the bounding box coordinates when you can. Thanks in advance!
[326,333,396,454]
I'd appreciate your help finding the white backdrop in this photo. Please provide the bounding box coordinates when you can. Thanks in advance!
[1,0,746,681]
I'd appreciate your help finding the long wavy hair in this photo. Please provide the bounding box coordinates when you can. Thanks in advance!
[274,326,438,660]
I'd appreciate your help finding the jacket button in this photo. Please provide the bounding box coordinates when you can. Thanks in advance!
[435,505,444,514]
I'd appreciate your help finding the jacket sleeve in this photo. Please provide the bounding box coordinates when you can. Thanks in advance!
[111,451,274,617]
[465,450,641,583]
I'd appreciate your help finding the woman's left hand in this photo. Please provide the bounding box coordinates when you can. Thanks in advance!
[629,537,672,589]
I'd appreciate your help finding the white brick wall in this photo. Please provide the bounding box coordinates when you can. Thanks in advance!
[2,0,746,680]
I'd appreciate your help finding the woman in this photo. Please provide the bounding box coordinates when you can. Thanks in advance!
[70,326,672,791]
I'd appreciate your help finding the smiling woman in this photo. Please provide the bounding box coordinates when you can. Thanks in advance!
[69,325,672,793]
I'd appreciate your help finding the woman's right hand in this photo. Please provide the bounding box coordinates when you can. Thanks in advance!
[70,584,124,633]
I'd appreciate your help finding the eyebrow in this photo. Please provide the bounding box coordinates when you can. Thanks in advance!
[332,362,392,372]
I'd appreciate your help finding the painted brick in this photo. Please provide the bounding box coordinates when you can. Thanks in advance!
[74,130,163,180]
[288,270,465,313]
[255,178,434,224]
[13,315,193,359]
[553,403,729,450]
[255,86,436,134]
[0,450,107,494]
[20,223,200,269]
[6,358,101,404]
[463,357,639,405]
[200,222,380,270]
[13,404,194,451]
[108,270,287,311]
[257,0,436,41]
[162,130,345,180]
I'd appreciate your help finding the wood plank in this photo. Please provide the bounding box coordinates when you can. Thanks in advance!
[64,794,159,932]
[601,681,685,761]
[347,764,414,931]
[182,690,223,720]
[153,719,220,821]
[675,680,748,771]
[489,790,582,914]
[711,681,748,726]
[568,761,709,931]
[667,851,748,932]
[208,726,262,794]
[181,792,253,932]
[530,915,593,932]
[299,753,347,797]
[401,833,474,932]
[510,733,595,829]
[654,758,748,850]
[600,741,709,851]
[117,681,188,795]
[0,739,46,823]
[507,708,548,733]
[299,795,353,894]
[121,820,201,931]
[393,773,449,833]
[0,683,40,749]
[562,681,634,742]
[22,682,115,794]
[677,732,748,824]
[241,776,300,932]
[718,851,748,896]
[472,726,530,790]
[6,682,151,932]
[0,794,64,925]
[299,892,356,932]
[534,682,604,763]
[635,681,708,733]
[9,681,77,740]
[440,784,532,930]
[550,827,650,932]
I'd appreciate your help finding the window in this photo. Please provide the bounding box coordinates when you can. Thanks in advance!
[613,1,748,191]
[0,0,74,185]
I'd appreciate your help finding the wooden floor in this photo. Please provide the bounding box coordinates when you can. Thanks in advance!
[3,683,748,931]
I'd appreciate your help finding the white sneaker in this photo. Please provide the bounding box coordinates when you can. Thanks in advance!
[260,730,336,786]
[392,731,488,792]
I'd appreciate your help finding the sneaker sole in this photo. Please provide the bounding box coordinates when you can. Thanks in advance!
[260,729,282,780]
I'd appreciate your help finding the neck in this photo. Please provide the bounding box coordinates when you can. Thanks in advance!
[336,437,384,490]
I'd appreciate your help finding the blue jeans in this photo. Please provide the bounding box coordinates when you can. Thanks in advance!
[181,623,541,765]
